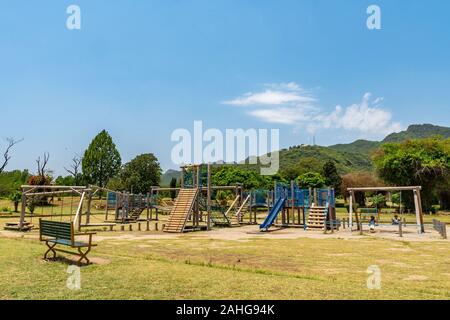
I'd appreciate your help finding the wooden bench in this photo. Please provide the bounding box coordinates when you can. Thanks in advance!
[39,219,97,265]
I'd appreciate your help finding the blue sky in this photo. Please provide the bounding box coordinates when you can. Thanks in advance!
[1,0,449,175]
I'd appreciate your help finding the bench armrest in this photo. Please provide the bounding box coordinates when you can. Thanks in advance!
[75,232,97,236]
[75,232,96,246]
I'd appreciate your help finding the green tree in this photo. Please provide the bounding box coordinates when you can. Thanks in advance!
[169,177,177,200]
[120,153,161,194]
[369,194,386,209]
[82,130,121,188]
[211,166,276,190]
[373,137,450,211]
[297,172,325,189]
[9,191,22,212]
[322,160,342,195]
[281,157,323,180]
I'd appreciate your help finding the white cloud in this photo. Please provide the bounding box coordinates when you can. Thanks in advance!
[248,106,313,124]
[223,83,316,106]
[311,93,402,135]
[224,82,402,137]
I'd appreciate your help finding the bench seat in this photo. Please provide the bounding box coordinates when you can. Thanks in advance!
[47,238,91,248]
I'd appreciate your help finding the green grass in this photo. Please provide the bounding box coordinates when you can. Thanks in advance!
[0,232,449,300]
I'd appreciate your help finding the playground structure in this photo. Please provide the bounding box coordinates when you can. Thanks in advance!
[347,186,425,234]
[104,189,157,224]
[8,185,156,232]
[162,164,255,233]
[259,182,337,232]
[9,185,93,232]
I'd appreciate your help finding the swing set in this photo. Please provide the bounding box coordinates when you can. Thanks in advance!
[7,185,119,232]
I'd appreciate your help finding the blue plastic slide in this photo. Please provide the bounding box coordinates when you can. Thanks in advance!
[260,197,286,230]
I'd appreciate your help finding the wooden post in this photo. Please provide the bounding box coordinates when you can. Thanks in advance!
[138,222,141,231]
[413,188,424,234]
[121,225,124,231]
[19,190,27,229]
[398,222,403,238]
[207,163,211,231]
[291,180,295,225]
[359,222,363,235]
[86,191,92,225]
[349,191,353,232]
[416,188,425,233]
[129,224,133,231]
[146,220,150,231]
[155,223,159,231]
[105,190,109,221]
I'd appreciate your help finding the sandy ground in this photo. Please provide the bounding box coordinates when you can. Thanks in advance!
[0,223,446,243]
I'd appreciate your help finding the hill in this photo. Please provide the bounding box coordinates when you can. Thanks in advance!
[383,124,450,143]
[328,139,381,155]
[160,169,182,187]
[161,124,450,180]
[247,123,450,175]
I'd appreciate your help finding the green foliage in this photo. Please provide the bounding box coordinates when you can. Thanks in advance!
[55,175,75,186]
[211,166,279,190]
[82,130,121,188]
[322,161,342,195]
[373,137,450,210]
[329,140,381,155]
[244,145,374,176]
[297,172,325,189]
[169,177,177,200]
[280,157,324,180]
[119,153,162,194]
[369,194,386,208]
[383,124,450,143]
[161,169,182,187]
[391,192,401,205]
[215,190,232,206]
[0,170,30,196]
[9,190,22,212]
[106,177,125,191]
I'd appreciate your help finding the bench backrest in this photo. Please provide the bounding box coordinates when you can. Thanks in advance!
[39,219,73,241]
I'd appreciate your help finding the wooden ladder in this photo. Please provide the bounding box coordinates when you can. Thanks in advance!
[163,188,199,233]
[307,206,327,231]
[232,194,251,225]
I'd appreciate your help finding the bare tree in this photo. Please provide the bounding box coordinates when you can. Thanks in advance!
[65,155,82,185]
[0,138,23,174]
[36,152,50,177]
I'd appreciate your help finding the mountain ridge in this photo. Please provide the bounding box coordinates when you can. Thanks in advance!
[161,123,450,182]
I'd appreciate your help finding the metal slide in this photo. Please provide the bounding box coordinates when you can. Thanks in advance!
[259,197,286,231]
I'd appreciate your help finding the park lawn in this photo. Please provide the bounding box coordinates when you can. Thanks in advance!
[0,234,449,300]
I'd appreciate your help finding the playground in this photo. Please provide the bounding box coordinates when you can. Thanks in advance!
[0,163,449,300]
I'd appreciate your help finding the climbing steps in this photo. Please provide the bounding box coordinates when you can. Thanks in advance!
[225,196,241,227]
[307,206,327,230]
[163,188,199,233]
[232,194,251,225]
